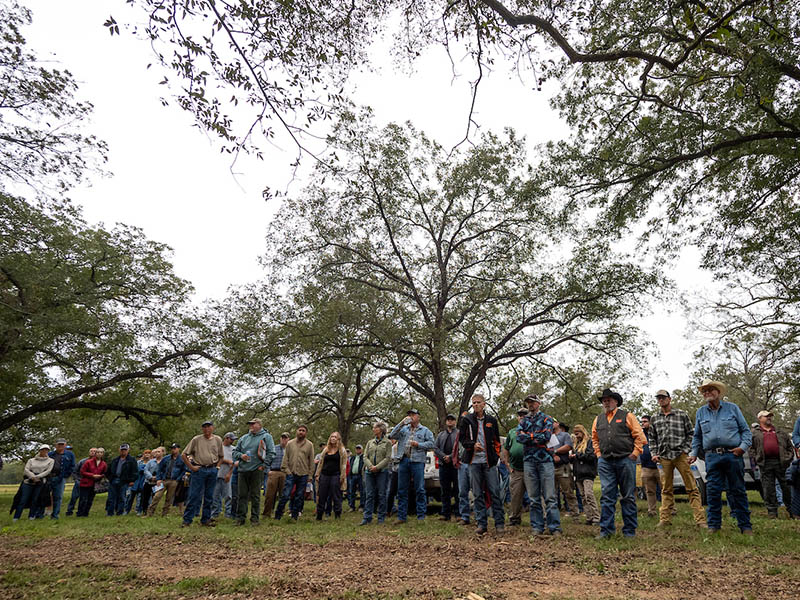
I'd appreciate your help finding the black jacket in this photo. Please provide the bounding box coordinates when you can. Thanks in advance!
[108,455,139,484]
[572,439,598,481]
[458,412,502,467]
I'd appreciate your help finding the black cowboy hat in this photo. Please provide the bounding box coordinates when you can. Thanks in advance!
[597,388,623,406]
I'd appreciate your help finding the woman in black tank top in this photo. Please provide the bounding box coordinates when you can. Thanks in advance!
[315,432,346,519]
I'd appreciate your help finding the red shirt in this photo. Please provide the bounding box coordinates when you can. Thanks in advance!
[79,458,107,488]
[761,427,780,458]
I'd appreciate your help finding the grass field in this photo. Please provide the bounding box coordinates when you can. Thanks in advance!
[0,484,798,599]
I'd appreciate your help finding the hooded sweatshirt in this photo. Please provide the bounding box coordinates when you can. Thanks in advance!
[23,455,55,484]
[232,428,275,472]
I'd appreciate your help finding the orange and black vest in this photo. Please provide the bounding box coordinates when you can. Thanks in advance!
[596,409,634,459]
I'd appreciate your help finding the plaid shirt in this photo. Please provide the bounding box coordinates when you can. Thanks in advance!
[649,408,693,460]
[516,411,555,463]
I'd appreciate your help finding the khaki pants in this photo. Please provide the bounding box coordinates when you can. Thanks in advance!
[263,470,286,516]
[508,469,525,524]
[555,464,579,515]
[579,478,600,523]
[148,479,178,516]
[641,466,660,516]
[660,453,706,525]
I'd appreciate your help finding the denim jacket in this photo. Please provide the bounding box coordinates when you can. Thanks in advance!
[157,453,187,481]
[143,458,161,483]
[47,450,76,482]
[793,416,800,449]
[691,400,752,457]
[389,421,434,463]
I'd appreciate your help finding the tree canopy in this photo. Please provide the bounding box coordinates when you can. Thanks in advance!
[1,1,107,194]
[254,114,658,427]
[118,2,799,320]
[0,193,215,452]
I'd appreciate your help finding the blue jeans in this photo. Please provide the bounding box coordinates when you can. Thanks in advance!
[66,481,80,515]
[183,467,217,525]
[597,456,638,536]
[705,451,751,530]
[107,479,129,515]
[50,478,66,519]
[275,474,308,519]
[397,457,426,520]
[790,476,800,518]
[523,460,561,533]
[14,483,44,519]
[363,470,388,522]
[348,473,364,509]
[458,462,472,522]
[211,477,232,518]
[469,463,505,529]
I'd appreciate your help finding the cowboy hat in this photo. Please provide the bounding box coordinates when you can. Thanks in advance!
[698,379,727,397]
[597,388,623,406]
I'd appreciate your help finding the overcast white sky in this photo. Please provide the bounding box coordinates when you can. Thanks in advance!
[23,1,716,390]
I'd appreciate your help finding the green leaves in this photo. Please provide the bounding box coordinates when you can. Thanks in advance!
[0,1,108,194]
[0,194,208,451]
[255,115,658,425]
[103,15,119,36]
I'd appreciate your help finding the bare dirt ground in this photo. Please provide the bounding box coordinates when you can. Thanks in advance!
[0,530,796,599]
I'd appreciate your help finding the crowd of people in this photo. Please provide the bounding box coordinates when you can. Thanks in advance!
[10,379,800,538]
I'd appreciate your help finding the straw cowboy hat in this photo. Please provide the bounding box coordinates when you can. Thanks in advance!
[698,379,727,397]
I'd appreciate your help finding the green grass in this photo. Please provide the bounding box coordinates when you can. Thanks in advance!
[1,484,799,599]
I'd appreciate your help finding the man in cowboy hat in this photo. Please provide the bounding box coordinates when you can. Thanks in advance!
[689,379,753,534]
[749,409,794,519]
[591,388,647,538]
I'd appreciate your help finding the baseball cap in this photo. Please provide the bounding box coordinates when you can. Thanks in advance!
[119,443,130,450]
[407,408,420,415]
[170,443,180,449]
[445,413,457,420]
[224,432,238,440]
[246,418,262,425]
[756,410,773,419]
[355,444,363,449]
[655,389,670,398]
[201,420,214,427]
[55,438,67,445]
[524,394,540,403]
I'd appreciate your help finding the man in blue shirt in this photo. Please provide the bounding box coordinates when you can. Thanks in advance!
[689,379,753,534]
[47,439,75,519]
[389,408,434,523]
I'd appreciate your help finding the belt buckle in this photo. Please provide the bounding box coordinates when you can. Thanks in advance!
[714,448,725,455]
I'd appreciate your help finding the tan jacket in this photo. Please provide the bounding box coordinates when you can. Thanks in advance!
[280,438,315,477]
[314,446,348,491]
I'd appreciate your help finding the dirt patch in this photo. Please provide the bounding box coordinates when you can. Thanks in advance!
[0,529,797,599]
